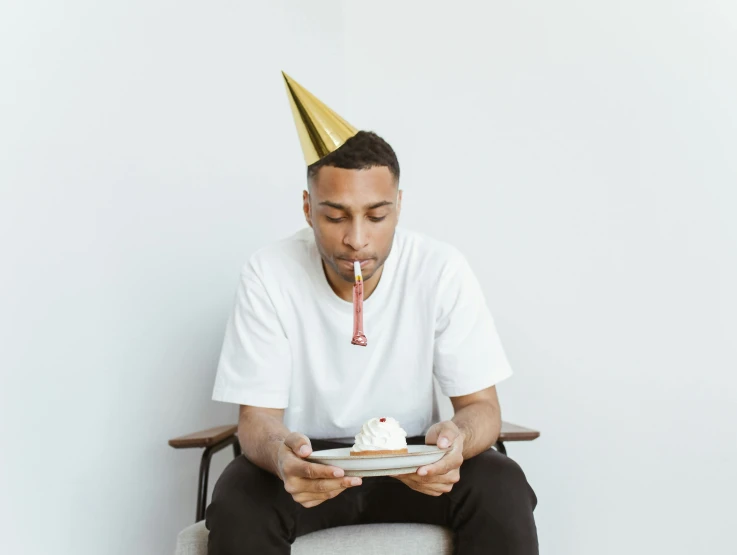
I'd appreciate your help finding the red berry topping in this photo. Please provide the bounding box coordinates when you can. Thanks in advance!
[380,418,386,422]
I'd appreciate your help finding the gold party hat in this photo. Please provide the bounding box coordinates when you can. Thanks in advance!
[282,71,358,166]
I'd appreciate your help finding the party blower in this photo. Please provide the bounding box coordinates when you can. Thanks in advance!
[351,261,368,346]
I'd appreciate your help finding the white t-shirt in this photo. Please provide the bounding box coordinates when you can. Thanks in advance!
[212,227,513,441]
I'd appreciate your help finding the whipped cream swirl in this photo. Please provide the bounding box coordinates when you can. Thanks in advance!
[352,417,408,453]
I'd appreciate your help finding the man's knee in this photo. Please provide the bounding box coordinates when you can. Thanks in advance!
[206,456,294,552]
[457,448,537,511]
[450,449,539,552]
[208,455,291,520]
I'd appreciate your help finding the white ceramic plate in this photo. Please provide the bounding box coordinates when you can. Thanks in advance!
[307,445,449,477]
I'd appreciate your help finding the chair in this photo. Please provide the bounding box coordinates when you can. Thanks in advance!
[169,421,539,555]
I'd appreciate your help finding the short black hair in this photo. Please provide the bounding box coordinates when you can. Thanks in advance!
[307,130,400,186]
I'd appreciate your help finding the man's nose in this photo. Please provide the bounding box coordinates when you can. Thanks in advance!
[344,222,368,251]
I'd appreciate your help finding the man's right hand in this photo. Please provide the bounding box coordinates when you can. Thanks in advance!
[276,432,362,508]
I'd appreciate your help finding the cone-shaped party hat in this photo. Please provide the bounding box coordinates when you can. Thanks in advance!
[282,71,358,166]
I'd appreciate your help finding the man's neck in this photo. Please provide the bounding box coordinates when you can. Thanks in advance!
[322,261,384,302]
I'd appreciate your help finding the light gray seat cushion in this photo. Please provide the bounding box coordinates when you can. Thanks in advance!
[176,520,453,555]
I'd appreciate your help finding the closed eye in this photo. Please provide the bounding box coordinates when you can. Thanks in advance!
[326,216,345,223]
[368,216,387,222]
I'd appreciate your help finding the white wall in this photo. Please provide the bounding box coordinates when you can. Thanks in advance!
[2,1,735,554]
[0,1,345,554]
[343,1,737,554]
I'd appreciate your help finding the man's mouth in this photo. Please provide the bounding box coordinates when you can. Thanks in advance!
[338,258,373,269]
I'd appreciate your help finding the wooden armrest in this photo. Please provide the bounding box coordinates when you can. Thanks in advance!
[167,421,539,449]
[498,421,540,442]
[168,424,238,449]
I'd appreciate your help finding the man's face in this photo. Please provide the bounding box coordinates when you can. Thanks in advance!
[303,165,402,284]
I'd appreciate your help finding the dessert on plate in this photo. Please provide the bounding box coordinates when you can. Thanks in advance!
[350,417,408,456]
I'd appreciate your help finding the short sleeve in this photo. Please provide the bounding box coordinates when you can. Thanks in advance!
[433,253,513,398]
[212,263,292,408]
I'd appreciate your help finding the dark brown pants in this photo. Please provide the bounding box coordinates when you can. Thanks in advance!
[206,437,538,555]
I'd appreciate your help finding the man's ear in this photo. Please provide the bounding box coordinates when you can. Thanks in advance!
[302,190,313,228]
[396,189,403,220]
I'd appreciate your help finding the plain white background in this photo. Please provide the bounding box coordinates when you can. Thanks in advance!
[1,1,735,554]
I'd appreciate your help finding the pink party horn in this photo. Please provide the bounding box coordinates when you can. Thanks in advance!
[351,261,367,347]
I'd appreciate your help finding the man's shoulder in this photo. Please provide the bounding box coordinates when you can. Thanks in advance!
[240,228,314,279]
[395,227,466,274]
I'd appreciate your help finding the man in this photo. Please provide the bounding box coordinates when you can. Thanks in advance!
[206,74,538,554]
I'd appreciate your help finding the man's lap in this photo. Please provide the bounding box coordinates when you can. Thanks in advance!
[207,437,527,537]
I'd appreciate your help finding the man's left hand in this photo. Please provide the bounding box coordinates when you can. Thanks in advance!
[392,420,464,496]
